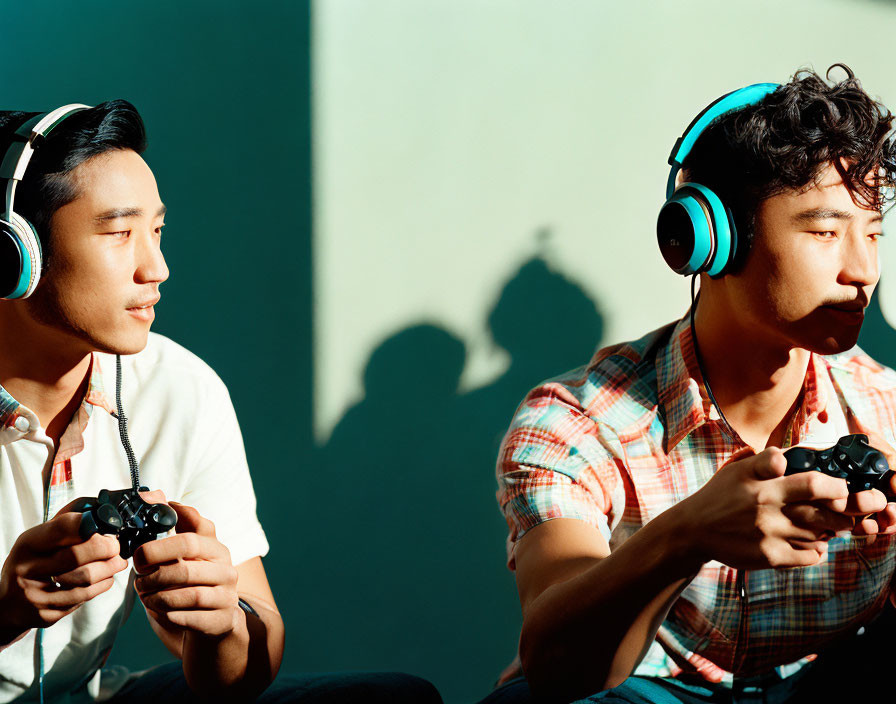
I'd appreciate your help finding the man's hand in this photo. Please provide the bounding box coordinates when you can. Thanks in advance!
[0,499,128,641]
[845,409,896,540]
[133,500,241,639]
[677,447,855,570]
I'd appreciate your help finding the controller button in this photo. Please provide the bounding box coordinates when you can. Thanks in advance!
[13,416,30,432]
[97,503,123,530]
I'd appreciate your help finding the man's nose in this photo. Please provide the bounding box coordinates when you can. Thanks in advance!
[135,231,169,285]
[838,231,879,289]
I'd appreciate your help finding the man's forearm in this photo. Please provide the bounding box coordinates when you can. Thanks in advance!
[520,505,704,702]
[181,597,285,700]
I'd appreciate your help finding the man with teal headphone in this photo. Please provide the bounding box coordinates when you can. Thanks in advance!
[482,64,896,703]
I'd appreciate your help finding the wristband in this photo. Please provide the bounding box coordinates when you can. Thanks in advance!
[237,597,260,619]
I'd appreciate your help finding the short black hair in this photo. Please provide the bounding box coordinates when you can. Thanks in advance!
[682,64,896,271]
[0,99,147,263]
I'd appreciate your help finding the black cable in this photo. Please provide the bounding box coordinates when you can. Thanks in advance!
[689,276,750,630]
[689,274,735,437]
[115,354,141,493]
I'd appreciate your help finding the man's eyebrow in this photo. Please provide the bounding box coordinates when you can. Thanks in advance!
[94,204,167,223]
[792,208,853,222]
[791,207,883,225]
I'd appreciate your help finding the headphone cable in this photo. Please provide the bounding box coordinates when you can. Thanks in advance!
[689,274,736,437]
[115,355,141,493]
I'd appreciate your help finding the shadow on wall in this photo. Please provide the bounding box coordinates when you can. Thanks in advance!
[858,282,896,369]
[305,255,604,703]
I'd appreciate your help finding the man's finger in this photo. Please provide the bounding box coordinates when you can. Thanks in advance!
[747,448,787,481]
[26,534,121,577]
[843,489,888,516]
[52,554,129,589]
[134,560,237,596]
[138,489,168,506]
[782,503,854,535]
[24,513,91,553]
[140,585,235,613]
[778,472,850,503]
[33,576,118,609]
[133,532,229,572]
[169,502,215,537]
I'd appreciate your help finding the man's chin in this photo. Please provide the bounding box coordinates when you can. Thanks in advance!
[94,332,151,357]
[804,331,862,356]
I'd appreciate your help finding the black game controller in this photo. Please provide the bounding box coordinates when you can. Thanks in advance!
[783,434,894,497]
[72,487,178,558]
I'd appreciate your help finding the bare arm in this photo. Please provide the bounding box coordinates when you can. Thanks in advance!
[135,500,284,700]
[144,556,284,697]
[514,448,873,702]
[516,512,699,701]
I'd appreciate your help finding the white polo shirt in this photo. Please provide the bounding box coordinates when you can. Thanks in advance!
[0,332,269,702]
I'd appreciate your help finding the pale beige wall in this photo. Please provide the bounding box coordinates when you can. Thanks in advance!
[313,0,896,439]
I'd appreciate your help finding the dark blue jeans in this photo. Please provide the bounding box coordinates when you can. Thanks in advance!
[478,671,808,704]
[478,609,895,703]
[105,662,443,703]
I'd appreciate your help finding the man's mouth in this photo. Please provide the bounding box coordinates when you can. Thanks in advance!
[822,300,867,318]
[127,296,161,311]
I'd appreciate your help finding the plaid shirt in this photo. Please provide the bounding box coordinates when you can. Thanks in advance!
[497,313,896,683]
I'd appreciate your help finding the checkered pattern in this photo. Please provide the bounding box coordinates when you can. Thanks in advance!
[497,313,896,683]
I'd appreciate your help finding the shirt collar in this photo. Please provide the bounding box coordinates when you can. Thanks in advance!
[656,314,713,452]
[655,314,829,452]
[0,352,117,438]
[83,353,117,417]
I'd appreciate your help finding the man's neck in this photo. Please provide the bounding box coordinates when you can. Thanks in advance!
[693,293,810,451]
[0,305,92,445]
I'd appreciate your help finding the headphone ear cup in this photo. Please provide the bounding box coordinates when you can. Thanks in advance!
[683,183,732,278]
[4,212,42,299]
[657,182,735,277]
[721,204,740,273]
[657,189,716,275]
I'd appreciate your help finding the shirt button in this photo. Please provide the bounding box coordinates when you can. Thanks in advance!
[14,416,30,432]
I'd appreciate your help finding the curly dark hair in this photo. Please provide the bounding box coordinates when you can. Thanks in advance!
[682,63,896,270]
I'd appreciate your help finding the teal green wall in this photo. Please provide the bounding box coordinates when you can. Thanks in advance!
[4,0,317,694]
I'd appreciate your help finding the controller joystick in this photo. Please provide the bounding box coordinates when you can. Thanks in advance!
[783,434,894,497]
[72,487,178,558]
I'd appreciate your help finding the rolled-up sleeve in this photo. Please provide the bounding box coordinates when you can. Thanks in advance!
[496,381,625,569]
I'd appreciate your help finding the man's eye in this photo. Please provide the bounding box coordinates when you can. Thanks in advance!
[813,231,837,238]
[107,230,130,238]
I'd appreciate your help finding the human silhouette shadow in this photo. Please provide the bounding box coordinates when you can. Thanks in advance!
[312,323,494,704]
[462,256,605,462]
[311,258,604,703]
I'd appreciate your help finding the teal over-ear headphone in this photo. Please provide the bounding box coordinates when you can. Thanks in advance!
[0,103,91,299]
[657,83,779,278]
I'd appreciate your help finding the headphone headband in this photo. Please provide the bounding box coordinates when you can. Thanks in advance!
[1,104,91,219]
[0,103,92,299]
[665,83,779,199]
[657,82,780,279]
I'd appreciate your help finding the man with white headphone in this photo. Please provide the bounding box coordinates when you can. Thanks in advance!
[0,102,441,703]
